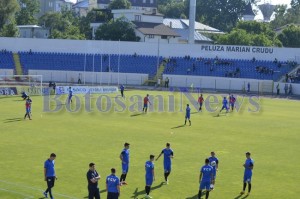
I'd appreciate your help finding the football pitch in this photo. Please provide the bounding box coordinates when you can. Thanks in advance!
[0,89,299,199]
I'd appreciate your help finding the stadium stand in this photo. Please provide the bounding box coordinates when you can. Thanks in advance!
[17,51,297,81]
[18,52,161,78]
[0,50,15,69]
[163,56,296,81]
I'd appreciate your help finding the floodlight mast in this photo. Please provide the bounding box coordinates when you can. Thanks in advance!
[188,0,196,44]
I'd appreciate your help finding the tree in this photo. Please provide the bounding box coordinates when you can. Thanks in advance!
[158,1,186,19]
[15,0,39,25]
[0,0,19,30]
[0,19,19,37]
[270,1,300,29]
[39,10,85,40]
[79,9,113,40]
[95,17,139,41]
[277,25,300,47]
[291,0,300,9]
[109,0,131,10]
[216,21,282,47]
[184,0,256,32]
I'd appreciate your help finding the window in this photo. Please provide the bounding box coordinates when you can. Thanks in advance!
[149,35,154,39]
[49,2,53,7]
[143,0,146,3]
[135,15,141,21]
[150,0,154,3]
[161,35,168,39]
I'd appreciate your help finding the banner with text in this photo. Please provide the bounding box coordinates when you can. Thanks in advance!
[200,45,274,54]
[0,87,17,95]
[56,86,118,95]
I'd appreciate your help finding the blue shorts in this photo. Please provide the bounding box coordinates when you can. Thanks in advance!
[221,105,228,110]
[212,171,216,180]
[146,176,153,186]
[243,173,252,183]
[122,163,129,173]
[26,107,31,113]
[164,162,171,172]
[200,180,210,190]
[185,114,190,119]
[143,104,148,108]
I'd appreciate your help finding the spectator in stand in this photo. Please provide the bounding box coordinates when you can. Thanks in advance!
[247,82,250,93]
[289,84,293,95]
[276,83,280,95]
[165,77,169,88]
[157,78,161,87]
[78,74,82,84]
[284,84,288,95]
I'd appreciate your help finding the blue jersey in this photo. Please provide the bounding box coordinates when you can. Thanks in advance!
[106,174,120,193]
[244,158,254,175]
[121,149,130,164]
[145,161,154,178]
[69,90,73,97]
[44,159,55,177]
[87,169,100,187]
[120,85,124,91]
[186,107,191,115]
[208,156,218,169]
[222,98,228,106]
[162,148,173,164]
[200,165,213,182]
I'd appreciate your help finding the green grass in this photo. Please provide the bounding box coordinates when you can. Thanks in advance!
[0,90,299,199]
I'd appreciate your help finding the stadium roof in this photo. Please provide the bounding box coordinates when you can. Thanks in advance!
[133,22,179,37]
[173,29,212,43]
[73,0,88,8]
[163,18,224,34]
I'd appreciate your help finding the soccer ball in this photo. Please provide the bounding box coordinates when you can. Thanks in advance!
[211,161,216,166]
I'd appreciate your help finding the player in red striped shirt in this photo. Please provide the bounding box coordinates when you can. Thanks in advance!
[198,94,204,112]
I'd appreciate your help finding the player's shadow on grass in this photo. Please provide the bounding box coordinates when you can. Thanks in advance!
[171,125,185,129]
[213,113,227,117]
[131,113,144,117]
[131,182,164,198]
[190,111,198,114]
[3,118,22,123]
[186,191,206,199]
[84,189,107,198]
[234,194,249,199]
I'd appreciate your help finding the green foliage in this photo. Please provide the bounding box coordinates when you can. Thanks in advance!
[0,0,19,30]
[277,25,300,47]
[95,17,139,41]
[184,0,256,32]
[0,19,19,37]
[271,3,300,29]
[39,9,85,40]
[158,1,186,19]
[109,0,131,10]
[79,9,113,40]
[216,21,282,47]
[15,0,39,25]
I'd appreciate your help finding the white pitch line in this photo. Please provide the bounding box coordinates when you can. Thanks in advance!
[0,179,79,199]
[0,187,34,198]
